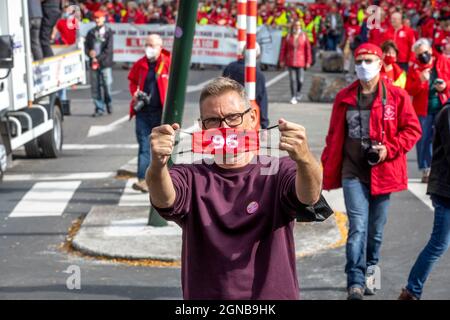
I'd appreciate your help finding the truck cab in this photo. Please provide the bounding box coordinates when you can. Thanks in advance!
[0,0,86,179]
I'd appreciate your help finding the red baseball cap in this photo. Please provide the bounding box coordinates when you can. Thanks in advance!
[93,10,106,18]
[354,43,383,59]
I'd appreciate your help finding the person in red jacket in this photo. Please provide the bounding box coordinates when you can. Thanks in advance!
[321,43,422,300]
[418,6,435,41]
[405,38,450,183]
[380,40,407,88]
[121,1,146,24]
[385,12,416,71]
[128,34,171,192]
[279,20,312,105]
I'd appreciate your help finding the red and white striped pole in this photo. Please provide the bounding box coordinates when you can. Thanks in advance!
[245,0,260,128]
[237,0,247,56]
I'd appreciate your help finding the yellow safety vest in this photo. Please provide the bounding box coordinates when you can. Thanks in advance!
[393,71,407,89]
[313,15,322,34]
[274,12,289,37]
[357,9,365,25]
[199,17,208,25]
[303,21,315,43]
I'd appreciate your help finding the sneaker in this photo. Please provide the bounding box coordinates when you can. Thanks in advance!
[398,288,418,300]
[364,265,378,295]
[106,104,113,114]
[290,97,298,104]
[296,93,303,101]
[132,179,149,193]
[347,286,364,300]
[92,111,104,118]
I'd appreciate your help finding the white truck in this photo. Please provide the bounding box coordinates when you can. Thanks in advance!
[0,0,86,180]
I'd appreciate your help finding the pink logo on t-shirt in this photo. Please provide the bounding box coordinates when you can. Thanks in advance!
[246,201,259,214]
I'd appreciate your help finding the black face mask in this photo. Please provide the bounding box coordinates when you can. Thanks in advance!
[418,52,432,64]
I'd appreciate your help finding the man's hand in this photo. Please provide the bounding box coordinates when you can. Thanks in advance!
[150,123,180,169]
[89,50,97,58]
[435,81,447,92]
[278,118,312,164]
[372,144,388,163]
[420,69,430,82]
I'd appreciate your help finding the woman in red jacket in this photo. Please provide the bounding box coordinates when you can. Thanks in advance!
[279,20,312,105]
[321,43,422,300]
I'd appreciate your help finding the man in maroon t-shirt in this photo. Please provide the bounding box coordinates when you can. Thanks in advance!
[147,77,328,300]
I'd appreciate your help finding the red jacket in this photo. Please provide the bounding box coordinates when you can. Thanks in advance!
[384,26,416,64]
[405,53,450,117]
[279,33,312,68]
[321,79,422,195]
[419,17,435,39]
[127,49,171,119]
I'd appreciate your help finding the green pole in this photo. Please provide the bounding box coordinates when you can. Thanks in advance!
[148,0,199,226]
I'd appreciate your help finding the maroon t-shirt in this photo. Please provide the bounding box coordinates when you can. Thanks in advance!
[152,155,310,300]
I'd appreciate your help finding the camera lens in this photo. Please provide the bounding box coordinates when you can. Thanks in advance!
[367,149,380,166]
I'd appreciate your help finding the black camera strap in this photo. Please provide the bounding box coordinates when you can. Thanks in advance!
[357,81,387,145]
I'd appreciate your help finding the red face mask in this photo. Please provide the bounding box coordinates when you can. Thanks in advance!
[383,55,396,65]
[192,128,260,155]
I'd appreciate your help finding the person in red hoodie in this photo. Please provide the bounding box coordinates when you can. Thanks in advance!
[385,12,416,71]
[418,6,435,41]
[321,43,421,300]
[128,34,171,192]
[405,38,450,183]
[122,1,146,24]
[279,20,312,105]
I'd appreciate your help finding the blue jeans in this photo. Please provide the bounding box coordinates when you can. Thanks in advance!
[90,67,113,113]
[325,33,340,51]
[416,114,436,171]
[135,108,162,180]
[342,178,391,289]
[406,195,450,299]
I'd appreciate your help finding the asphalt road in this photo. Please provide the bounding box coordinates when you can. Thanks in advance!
[0,65,449,300]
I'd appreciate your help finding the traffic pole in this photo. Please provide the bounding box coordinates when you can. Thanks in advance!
[245,0,260,128]
[148,0,199,226]
[237,0,247,56]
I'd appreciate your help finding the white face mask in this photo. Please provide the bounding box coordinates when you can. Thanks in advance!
[355,60,381,82]
[145,46,157,60]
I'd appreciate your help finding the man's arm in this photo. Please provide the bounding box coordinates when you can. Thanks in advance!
[146,123,180,208]
[278,118,322,205]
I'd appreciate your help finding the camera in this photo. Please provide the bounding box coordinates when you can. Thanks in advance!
[361,139,381,166]
[133,91,151,112]
[91,59,99,71]
[434,78,445,85]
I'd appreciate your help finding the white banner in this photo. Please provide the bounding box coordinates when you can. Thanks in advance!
[80,23,282,66]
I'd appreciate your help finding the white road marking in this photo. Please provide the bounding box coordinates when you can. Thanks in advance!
[408,179,433,211]
[187,79,214,93]
[4,172,114,182]
[322,189,346,213]
[266,71,288,88]
[118,179,149,207]
[87,115,130,138]
[9,181,81,217]
[63,144,138,150]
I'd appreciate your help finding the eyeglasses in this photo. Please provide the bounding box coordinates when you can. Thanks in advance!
[355,58,379,65]
[200,108,251,129]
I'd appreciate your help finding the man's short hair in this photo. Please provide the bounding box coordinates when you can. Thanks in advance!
[199,77,250,109]
[413,38,431,52]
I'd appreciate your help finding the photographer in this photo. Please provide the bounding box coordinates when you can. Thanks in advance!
[405,38,450,183]
[127,34,170,193]
[85,10,114,117]
[321,43,422,300]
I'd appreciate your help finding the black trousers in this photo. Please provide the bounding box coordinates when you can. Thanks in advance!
[40,5,61,58]
[30,18,43,60]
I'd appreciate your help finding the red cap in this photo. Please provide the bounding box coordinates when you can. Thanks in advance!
[93,10,106,18]
[354,43,383,59]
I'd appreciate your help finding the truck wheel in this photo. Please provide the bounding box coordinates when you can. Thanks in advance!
[24,139,42,158]
[39,106,63,158]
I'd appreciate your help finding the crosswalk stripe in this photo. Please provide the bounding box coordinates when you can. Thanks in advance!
[118,179,149,207]
[407,180,433,211]
[9,181,81,217]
